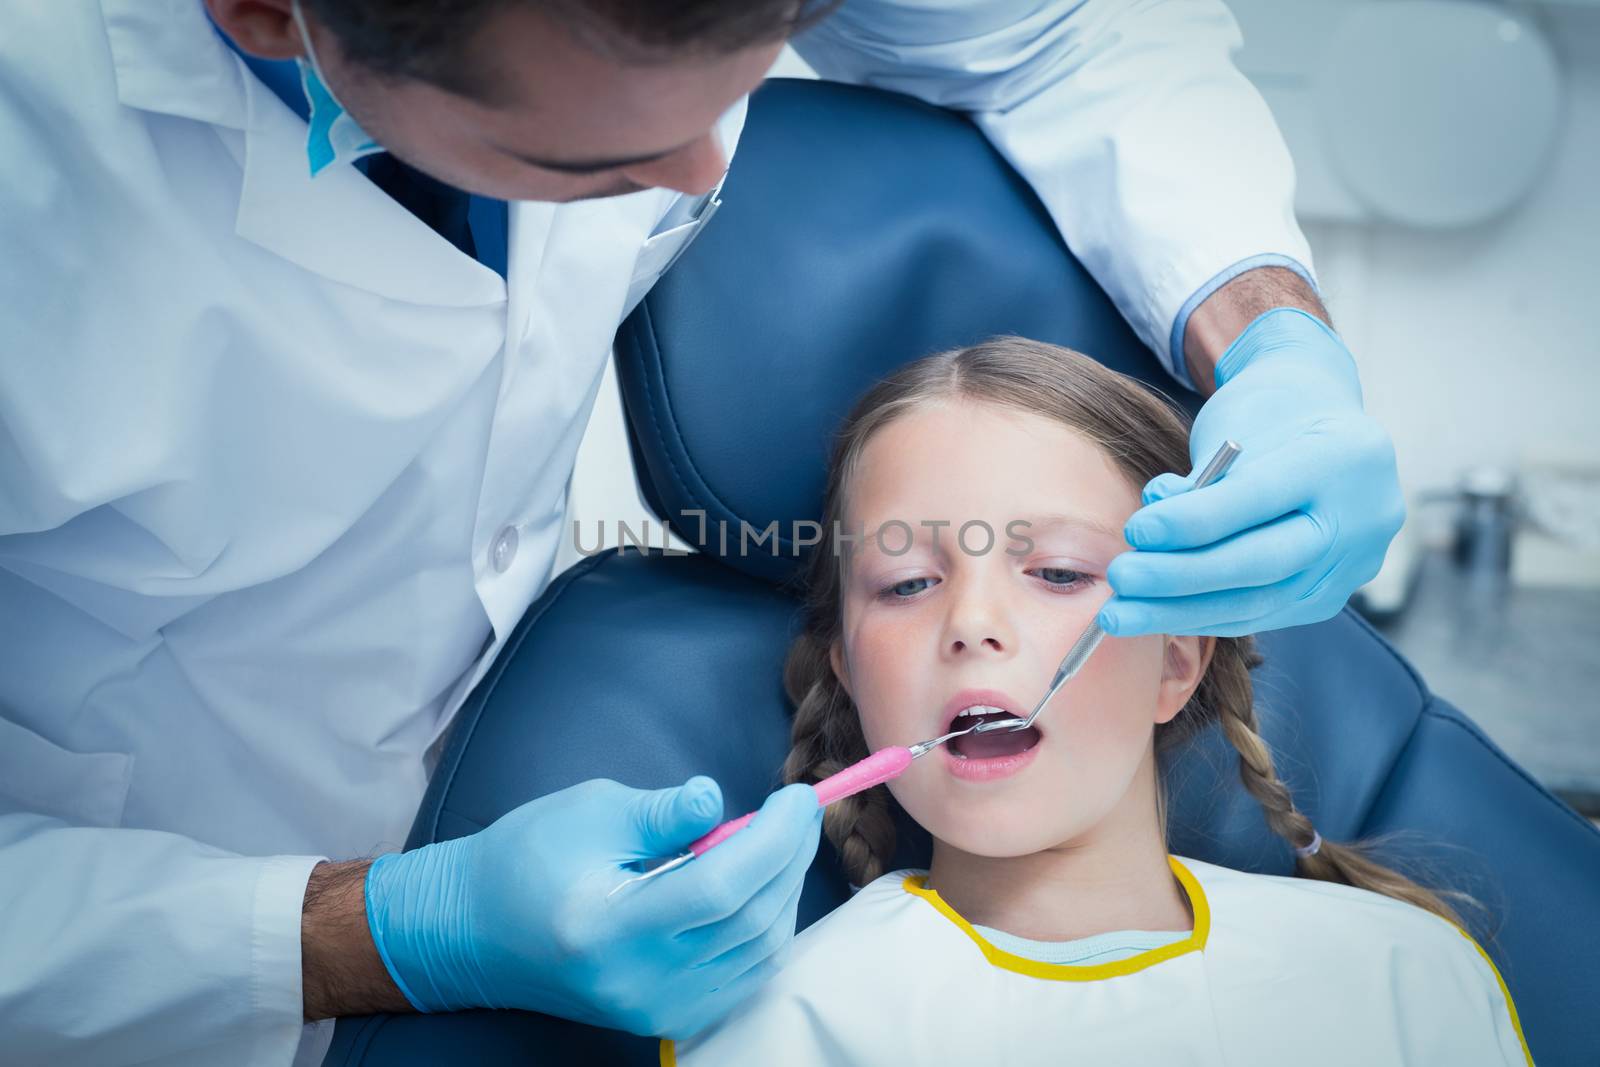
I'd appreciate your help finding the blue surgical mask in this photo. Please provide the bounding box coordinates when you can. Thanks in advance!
[291,0,383,176]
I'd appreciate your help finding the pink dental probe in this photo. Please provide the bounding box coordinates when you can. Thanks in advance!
[606,724,981,897]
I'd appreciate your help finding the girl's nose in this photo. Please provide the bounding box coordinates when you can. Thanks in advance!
[942,582,1017,659]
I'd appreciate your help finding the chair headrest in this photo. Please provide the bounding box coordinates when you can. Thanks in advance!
[616,78,1193,585]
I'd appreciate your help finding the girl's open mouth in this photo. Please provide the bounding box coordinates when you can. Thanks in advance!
[941,706,1042,781]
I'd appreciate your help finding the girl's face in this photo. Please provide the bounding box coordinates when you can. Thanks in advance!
[831,400,1210,858]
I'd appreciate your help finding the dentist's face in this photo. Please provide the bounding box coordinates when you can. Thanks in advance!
[228,1,782,202]
[830,401,1206,858]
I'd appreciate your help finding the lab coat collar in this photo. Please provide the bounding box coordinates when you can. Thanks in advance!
[100,0,507,309]
[101,0,249,130]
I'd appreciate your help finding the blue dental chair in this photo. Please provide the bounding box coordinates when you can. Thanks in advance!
[327,80,1600,1067]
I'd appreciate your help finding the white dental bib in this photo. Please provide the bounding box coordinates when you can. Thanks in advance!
[665,856,1529,1066]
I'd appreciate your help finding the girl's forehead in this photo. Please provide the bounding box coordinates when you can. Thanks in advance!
[847,402,1138,522]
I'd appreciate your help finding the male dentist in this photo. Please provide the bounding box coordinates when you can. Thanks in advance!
[0,1,1403,1063]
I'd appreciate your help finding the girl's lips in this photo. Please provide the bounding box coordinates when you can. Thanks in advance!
[937,687,1044,781]
[941,736,1040,781]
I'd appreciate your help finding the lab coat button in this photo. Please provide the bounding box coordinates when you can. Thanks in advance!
[491,526,519,573]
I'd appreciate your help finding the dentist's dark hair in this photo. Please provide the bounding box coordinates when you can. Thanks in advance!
[302,0,839,99]
[781,337,1469,928]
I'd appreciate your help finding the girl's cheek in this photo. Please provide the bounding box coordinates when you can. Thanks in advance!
[841,625,910,747]
[1063,635,1164,737]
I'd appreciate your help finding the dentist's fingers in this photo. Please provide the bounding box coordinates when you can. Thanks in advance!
[1107,512,1329,600]
[1099,572,1320,637]
[1125,446,1315,551]
[635,783,820,935]
[1140,471,1190,504]
[624,775,725,858]
[683,871,806,978]
[673,797,818,956]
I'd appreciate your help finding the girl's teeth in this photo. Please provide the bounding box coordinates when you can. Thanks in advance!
[956,705,1006,718]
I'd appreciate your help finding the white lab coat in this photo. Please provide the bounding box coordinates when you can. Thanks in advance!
[0,1,1313,1063]
[667,858,1532,1066]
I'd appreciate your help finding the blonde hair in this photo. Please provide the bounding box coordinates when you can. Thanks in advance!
[780,337,1466,924]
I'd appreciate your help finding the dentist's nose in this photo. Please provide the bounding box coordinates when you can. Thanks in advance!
[622,133,726,197]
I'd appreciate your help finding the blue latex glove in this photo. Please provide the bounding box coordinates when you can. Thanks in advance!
[364,776,822,1039]
[1100,307,1404,638]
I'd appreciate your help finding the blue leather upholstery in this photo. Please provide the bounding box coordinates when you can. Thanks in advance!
[328,80,1600,1066]
[617,82,1195,586]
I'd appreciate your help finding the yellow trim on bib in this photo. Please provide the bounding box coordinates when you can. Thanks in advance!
[660,1038,676,1066]
[1451,925,1534,1066]
[902,855,1209,981]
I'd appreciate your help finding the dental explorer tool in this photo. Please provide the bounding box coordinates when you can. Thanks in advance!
[607,722,984,898]
[968,439,1243,737]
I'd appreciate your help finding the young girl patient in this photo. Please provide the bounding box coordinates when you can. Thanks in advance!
[665,338,1529,1066]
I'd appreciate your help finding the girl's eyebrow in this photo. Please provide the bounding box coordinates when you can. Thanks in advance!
[848,510,1122,566]
[1017,512,1123,541]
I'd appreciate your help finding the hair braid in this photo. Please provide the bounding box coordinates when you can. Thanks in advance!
[781,632,896,887]
[1212,687,1322,853]
[1210,676,1468,926]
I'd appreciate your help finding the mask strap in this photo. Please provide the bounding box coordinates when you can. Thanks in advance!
[289,0,382,175]
[290,0,337,101]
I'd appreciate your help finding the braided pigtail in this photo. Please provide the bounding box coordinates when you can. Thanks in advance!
[1200,638,1468,925]
[781,631,896,887]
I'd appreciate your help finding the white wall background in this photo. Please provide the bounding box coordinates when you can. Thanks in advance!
[558,2,1600,583]
[1237,0,1600,494]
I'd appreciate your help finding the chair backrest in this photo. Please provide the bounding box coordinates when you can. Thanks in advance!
[330,79,1600,1067]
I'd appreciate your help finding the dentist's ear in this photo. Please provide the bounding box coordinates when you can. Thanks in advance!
[206,1,302,61]
[1155,634,1214,725]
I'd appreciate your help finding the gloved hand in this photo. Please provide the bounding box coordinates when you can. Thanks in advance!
[364,775,822,1039]
[1100,307,1404,638]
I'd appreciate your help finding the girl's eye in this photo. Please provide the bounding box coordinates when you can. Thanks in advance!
[1032,567,1091,589]
[879,576,936,600]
